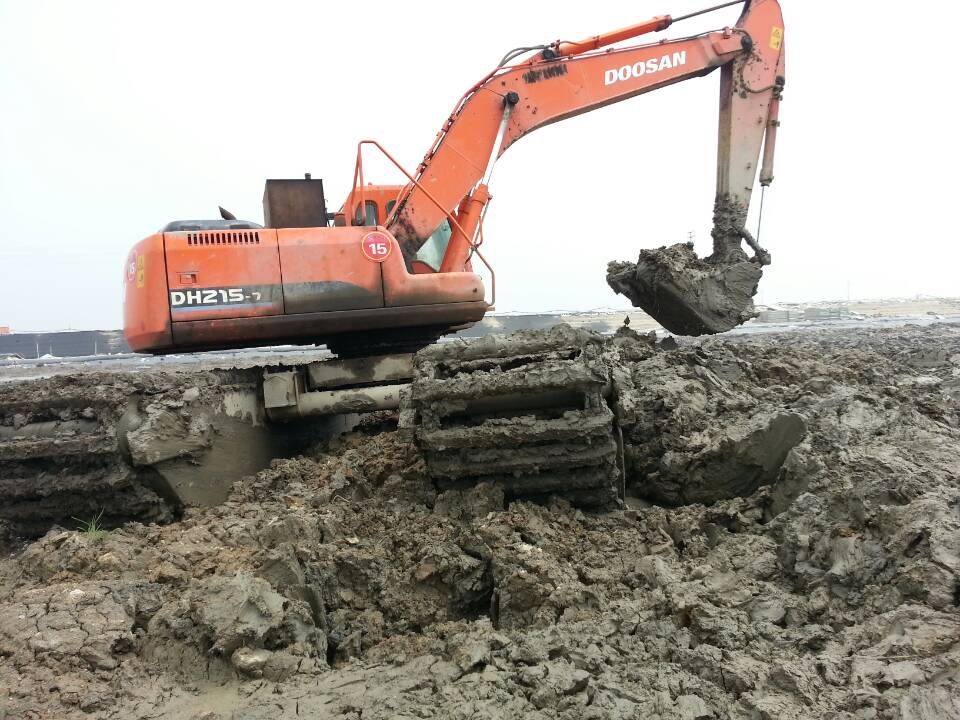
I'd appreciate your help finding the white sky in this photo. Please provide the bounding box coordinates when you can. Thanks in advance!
[1,1,957,331]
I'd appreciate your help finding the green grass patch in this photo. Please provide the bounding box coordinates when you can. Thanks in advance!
[72,510,107,541]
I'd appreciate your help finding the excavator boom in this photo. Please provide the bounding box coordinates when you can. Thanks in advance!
[383,0,784,334]
[390,0,784,267]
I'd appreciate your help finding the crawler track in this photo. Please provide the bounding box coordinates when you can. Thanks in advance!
[0,375,173,535]
[403,326,621,506]
[0,367,333,537]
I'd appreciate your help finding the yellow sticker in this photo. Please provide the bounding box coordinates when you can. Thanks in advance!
[136,254,146,289]
[770,26,783,50]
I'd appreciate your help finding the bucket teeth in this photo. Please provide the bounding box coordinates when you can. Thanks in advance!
[406,327,620,506]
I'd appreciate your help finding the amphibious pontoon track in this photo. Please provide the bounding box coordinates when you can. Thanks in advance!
[0,375,173,535]
[0,367,337,537]
[402,326,622,506]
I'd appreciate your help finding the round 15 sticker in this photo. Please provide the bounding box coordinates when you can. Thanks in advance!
[361,231,392,262]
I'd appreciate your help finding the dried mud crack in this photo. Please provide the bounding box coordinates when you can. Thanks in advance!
[1,323,959,719]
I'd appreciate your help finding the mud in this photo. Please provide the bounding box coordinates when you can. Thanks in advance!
[612,333,810,506]
[408,323,808,509]
[607,243,764,336]
[1,323,959,718]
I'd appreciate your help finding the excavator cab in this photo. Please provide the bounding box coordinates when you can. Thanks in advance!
[342,185,455,274]
[343,185,403,229]
[412,221,454,273]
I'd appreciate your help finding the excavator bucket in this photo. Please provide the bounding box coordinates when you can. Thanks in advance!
[607,243,763,336]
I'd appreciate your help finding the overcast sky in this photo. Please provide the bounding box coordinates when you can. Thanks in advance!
[1,1,957,331]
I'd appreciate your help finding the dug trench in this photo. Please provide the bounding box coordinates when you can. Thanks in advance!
[0,323,959,719]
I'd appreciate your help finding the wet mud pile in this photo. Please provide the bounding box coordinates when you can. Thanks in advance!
[1,324,959,718]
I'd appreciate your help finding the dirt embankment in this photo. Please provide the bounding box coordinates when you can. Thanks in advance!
[0,324,959,718]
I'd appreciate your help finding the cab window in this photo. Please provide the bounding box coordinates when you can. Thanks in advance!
[415,219,452,271]
[353,201,379,226]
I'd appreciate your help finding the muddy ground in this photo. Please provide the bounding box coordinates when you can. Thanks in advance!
[0,323,958,719]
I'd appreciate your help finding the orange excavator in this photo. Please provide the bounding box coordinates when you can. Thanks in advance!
[123,0,785,357]
[0,1,788,530]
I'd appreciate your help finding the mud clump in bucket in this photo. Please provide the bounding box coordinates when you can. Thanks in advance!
[607,242,764,336]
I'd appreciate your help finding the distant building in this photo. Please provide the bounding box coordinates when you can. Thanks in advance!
[757,308,803,323]
[0,330,129,358]
[803,306,850,321]
[0,326,9,335]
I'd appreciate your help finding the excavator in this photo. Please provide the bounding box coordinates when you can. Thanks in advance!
[0,0,788,535]
[123,0,785,356]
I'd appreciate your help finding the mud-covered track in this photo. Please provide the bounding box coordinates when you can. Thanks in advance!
[0,367,342,537]
[0,375,169,534]
[404,326,621,506]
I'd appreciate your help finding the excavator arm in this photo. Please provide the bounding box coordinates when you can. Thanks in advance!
[387,0,785,334]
